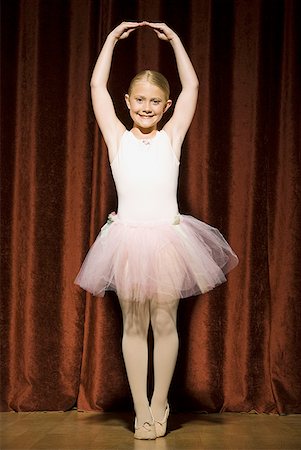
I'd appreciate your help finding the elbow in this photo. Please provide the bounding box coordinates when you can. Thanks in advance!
[193,76,199,90]
[186,76,199,91]
[90,75,103,88]
[90,79,99,88]
[189,80,199,94]
[90,80,108,90]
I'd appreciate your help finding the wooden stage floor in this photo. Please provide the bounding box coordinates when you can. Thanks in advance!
[1,410,300,450]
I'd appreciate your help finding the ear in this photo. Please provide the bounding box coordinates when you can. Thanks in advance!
[125,94,130,109]
[164,99,172,113]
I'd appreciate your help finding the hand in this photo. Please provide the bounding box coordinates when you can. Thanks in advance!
[144,22,177,41]
[110,21,143,40]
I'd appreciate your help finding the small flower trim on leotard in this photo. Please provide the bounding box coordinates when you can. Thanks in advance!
[172,214,181,225]
[107,211,117,224]
[100,212,117,237]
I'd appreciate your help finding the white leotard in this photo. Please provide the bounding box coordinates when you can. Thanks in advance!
[111,130,180,222]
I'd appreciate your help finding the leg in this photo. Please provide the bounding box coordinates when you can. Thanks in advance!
[119,298,153,427]
[150,298,179,421]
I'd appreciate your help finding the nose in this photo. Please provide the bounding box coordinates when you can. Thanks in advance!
[142,101,152,113]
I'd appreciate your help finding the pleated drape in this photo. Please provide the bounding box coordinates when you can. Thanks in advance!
[1,0,300,414]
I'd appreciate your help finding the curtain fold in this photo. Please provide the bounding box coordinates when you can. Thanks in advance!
[1,0,300,414]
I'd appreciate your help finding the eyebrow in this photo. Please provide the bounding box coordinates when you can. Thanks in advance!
[135,95,162,101]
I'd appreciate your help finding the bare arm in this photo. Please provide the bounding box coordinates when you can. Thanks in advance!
[90,22,142,159]
[146,23,199,153]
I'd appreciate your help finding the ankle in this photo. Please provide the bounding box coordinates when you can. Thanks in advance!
[135,405,153,427]
[150,400,168,421]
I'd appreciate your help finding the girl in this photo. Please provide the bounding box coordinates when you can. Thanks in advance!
[75,21,238,439]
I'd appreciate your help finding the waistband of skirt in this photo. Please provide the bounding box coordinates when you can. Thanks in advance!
[106,212,181,227]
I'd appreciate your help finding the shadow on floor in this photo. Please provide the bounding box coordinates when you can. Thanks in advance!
[77,410,225,434]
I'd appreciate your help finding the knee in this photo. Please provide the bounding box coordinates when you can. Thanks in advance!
[123,318,149,338]
[151,309,177,338]
[120,299,150,338]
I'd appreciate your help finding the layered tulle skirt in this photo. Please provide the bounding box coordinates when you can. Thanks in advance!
[75,213,238,303]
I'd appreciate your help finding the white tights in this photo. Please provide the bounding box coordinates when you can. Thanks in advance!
[119,297,179,427]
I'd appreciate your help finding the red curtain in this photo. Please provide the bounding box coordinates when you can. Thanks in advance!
[1,0,300,414]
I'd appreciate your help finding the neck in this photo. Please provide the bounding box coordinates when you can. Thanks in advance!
[131,126,158,139]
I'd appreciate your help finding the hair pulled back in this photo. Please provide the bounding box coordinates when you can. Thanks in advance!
[128,70,170,101]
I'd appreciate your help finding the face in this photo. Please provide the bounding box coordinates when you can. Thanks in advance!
[125,81,172,132]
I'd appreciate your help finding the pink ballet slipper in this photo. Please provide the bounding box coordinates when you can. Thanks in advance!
[152,403,170,438]
[134,411,156,440]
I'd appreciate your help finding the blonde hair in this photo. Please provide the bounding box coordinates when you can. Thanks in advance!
[128,70,170,101]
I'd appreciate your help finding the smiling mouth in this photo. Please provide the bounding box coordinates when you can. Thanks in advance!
[138,114,154,118]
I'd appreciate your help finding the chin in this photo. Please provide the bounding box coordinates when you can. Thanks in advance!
[137,117,161,128]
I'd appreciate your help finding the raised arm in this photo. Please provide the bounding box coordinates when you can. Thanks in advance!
[90,22,142,159]
[146,23,199,151]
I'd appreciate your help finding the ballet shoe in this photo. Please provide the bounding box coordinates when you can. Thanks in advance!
[134,413,156,440]
[152,403,170,438]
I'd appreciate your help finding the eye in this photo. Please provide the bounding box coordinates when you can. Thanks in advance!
[152,99,161,105]
[136,97,143,103]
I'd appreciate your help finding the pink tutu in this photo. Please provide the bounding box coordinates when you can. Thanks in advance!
[75,213,238,303]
